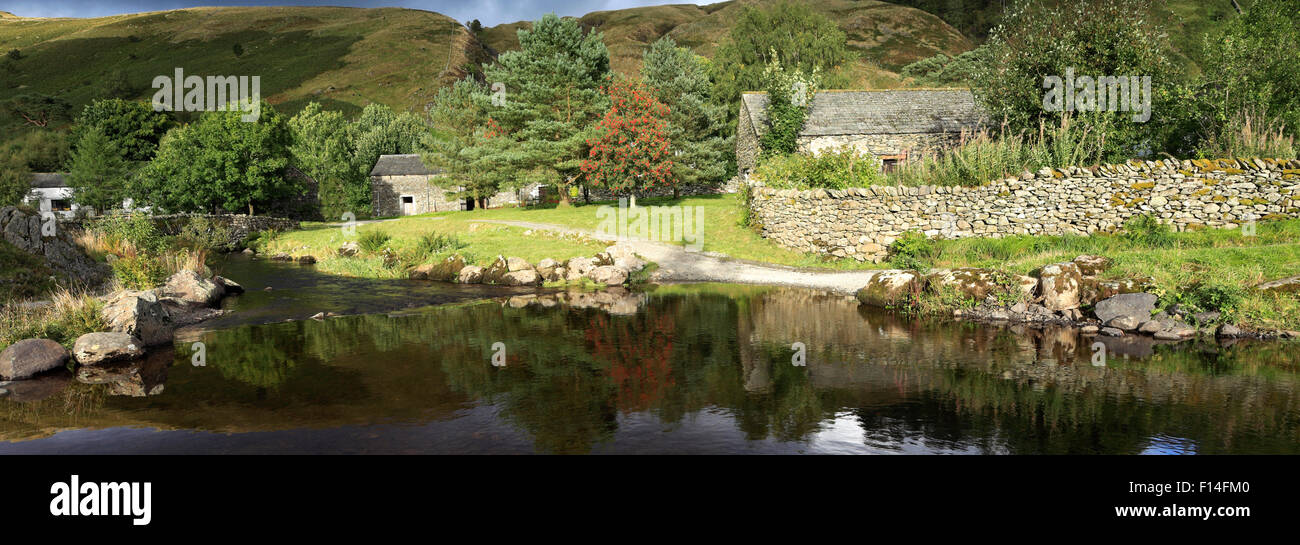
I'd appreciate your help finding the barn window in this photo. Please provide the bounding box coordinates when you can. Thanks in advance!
[880,154,906,174]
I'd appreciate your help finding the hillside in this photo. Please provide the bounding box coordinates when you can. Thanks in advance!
[0,6,493,128]
[481,0,975,89]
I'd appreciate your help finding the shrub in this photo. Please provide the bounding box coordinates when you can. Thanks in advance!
[110,254,169,290]
[358,229,391,253]
[754,147,885,190]
[1120,214,1174,248]
[1161,281,1246,319]
[890,119,1107,188]
[177,217,235,252]
[91,214,166,254]
[887,231,935,272]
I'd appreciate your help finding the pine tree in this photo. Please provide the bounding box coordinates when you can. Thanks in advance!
[482,14,610,207]
[67,127,130,214]
[641,37,733,193]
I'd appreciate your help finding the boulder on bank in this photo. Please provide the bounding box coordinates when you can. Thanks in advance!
[271,253,292,261]
[566,257,595,282]
[1035,262,1082,311]
[1094,293,1158,324]
[337,241,360,257]
[72,332,144,366]
[506,257,532,272]
[297,255,317,265]
[923,268,1002,301]
[1072,255,1112,277]
[535,258,561,282]
[587,266,628,286]
[855,270,920,307]
[410,255,466,282]
[102,290,174,346]
[503,269,541,286]
[164,270,224,307]
[1080,277,1151,306]
[0,339,69,380]
[479,256,512,284]
[457,265,484,284]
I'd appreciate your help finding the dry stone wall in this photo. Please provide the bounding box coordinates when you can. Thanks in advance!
[749,158,1300,262]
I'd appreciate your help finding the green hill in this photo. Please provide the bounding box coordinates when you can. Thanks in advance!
[481,0,975,89]
[0,6,492,129]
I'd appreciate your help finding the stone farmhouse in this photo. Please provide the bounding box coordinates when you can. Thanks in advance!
[369,154,545,216]
[736,88,985,177]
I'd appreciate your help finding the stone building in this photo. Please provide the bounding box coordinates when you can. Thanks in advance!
[736,88,985,176]
[370,154,543,216]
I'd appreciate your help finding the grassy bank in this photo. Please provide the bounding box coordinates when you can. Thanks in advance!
[265,192,1300,330]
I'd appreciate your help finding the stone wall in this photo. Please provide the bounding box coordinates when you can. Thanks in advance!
[147,214,299,250]
[749,158,1300,262]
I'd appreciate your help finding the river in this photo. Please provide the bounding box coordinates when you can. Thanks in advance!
[1,255,1297,454]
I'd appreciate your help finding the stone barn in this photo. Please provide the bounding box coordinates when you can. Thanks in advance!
[370,154,542,216]
[736,88,985,177]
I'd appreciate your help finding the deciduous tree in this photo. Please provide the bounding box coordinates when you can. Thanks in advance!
[581,79,673,197]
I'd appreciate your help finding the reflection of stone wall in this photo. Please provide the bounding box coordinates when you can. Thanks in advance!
[750,158,1300,262]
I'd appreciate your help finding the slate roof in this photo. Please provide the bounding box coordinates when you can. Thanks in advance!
[742,89,984,137]
[30,173,68,188]
[370,154,440,177]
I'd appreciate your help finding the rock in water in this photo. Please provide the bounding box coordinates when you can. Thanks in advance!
[102,290,174,346]
[0,339,69,380]
[72,332,145,366]
[164,270,224,307]
[213,276,244,294]
[855,270,920,308]
[457,265,484,284]
[1093,293,1158,324]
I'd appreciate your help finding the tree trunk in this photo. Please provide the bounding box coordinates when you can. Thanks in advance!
[248,203,254,216]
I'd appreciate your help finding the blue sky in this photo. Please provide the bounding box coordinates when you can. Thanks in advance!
[0,1,706,26]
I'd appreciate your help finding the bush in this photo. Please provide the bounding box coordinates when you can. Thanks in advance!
[90,214,166,254]
[110,254,169,290]
[358,229,391,253]
[754,147,885,190]
[1120,214,1174,248]
[889,119,1108,187]
[887,231,935,272]
[1161,281,1246,319]
[177,216,235,252]
[1196,110,1296,160]
[0,289,105,351]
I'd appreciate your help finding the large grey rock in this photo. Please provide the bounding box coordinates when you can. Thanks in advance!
[502,269,541,286]
[102,290,174,346]
[0,339,69,380]
[1072,255,1112,276]
[506,256,532,272]
[480,256,511,284]
[565,257,595,282]
[1093,293,1158,324]
[213,276,244,294]
[1217,323,1245,338]
[72,332,145,366]
[1037,262,1082,311]
[1107,315,1141,331]
[535,258,561,282]
[410,255,465,282]
[924,268,1002,301]
[0,206,109,287]
[164,270,224,307]
[587,265,628,286]
[337,241,360,257]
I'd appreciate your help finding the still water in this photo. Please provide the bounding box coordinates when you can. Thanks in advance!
[2,257,1298,454]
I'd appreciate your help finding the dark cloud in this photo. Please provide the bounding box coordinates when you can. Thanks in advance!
[2,1,703,27]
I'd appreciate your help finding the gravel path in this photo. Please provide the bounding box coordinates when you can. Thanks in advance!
[467,219,890,295]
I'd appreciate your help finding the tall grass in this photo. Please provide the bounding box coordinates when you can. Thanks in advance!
[889,116,1109,187]
[0,288,106,351]
[1198,110,1296,159]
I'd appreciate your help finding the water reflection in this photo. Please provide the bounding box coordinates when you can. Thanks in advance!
[1,283,1298,454]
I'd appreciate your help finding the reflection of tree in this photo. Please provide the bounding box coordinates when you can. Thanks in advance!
[209,324,297,389]
[585,312,676,413]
